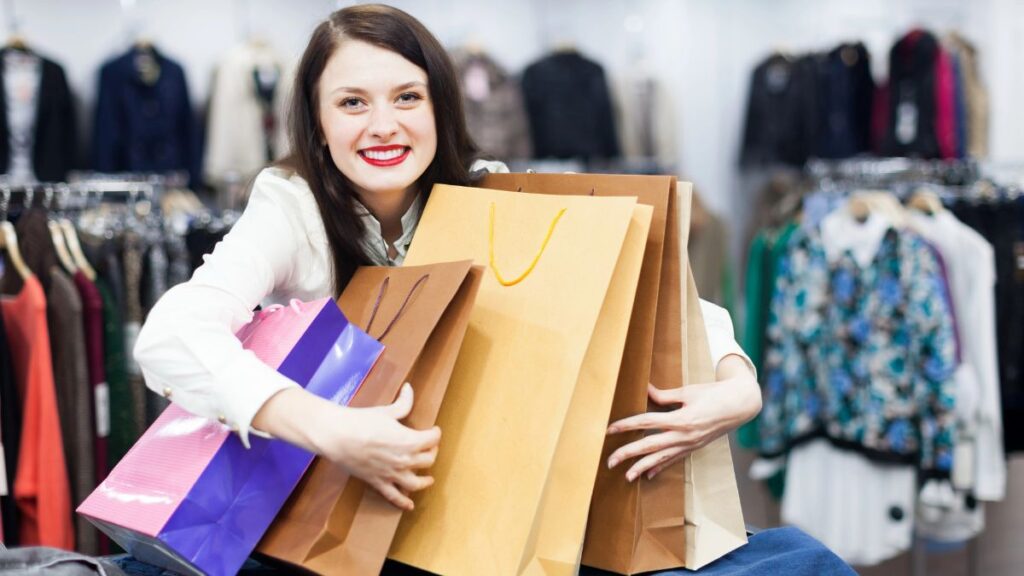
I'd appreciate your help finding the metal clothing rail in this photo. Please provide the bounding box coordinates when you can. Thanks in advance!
[805,157,981,187]
[0,176,166,214]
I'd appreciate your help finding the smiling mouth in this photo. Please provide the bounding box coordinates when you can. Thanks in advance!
[359,146,411,167]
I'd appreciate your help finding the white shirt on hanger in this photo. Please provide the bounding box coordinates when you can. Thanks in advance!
[907,209,1004,502]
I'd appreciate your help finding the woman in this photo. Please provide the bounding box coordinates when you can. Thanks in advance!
[134,4,761,513]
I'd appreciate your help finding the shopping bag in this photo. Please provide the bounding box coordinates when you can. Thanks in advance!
[77,298,383,576]
[387,184,641,575]
[480,173,675,574]
[256,261,482,575]
[681,266,748,569]
[482,174,746,573]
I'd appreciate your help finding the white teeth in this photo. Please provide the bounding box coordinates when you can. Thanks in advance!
[363,148,406,161]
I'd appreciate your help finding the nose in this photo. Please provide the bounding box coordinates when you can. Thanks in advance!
[367,105,399,140]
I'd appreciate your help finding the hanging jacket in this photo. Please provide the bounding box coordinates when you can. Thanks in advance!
[813,43,875,159]
[881,30,941,158]
[204,42,291,190]
[521,50,619,161]
[759,221,957,477]
[93,46,201,187]
[0,48,77,181]
[740,53,819,167]
[451,49,531,162]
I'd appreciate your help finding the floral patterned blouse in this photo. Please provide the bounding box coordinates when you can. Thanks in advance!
[758,225,957,476]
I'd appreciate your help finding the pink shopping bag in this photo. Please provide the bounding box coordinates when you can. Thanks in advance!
[77,298,383,576]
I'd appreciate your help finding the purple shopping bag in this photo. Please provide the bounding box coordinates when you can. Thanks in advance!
[77,298,383,576]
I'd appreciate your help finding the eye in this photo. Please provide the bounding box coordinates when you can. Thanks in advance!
[337,97,365,110]
[396,91,424,106]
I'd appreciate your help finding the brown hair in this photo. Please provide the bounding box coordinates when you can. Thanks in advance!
[284,4,478,295]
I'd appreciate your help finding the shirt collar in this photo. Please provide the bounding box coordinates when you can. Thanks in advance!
[353,192,424,266]
[821,208,893,268]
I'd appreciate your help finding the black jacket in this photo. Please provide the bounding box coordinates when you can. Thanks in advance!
[521,51,619,160]
[740,53,819,167]
[0,49,78,181]
[881,30,940,158]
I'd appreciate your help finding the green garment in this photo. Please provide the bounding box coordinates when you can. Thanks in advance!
[97,279,135,469]
[737,221,798,501]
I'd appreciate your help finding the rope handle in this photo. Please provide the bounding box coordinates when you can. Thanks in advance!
[365,273,431,340]
[488,201,566,287]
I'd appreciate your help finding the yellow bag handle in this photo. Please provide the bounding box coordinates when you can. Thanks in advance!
[488,201,566,287]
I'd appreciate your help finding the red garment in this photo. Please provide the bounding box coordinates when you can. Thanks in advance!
[1,275,74,549]
[71,272,108,488]
[934,46,958,159]
[870,82,890,154]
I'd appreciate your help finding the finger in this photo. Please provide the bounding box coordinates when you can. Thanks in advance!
[386,383,415,420]
[408,446,439,470]
[374,479,415,511]
[607,411,672,434]
[625,446,687,482]
[607,431,685,469]
[646,450,689,480]
[408,425,442,451]
[647,384,685,406]
[395,470,435,493]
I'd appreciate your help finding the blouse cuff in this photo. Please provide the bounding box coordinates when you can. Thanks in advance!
[215,351,300,448]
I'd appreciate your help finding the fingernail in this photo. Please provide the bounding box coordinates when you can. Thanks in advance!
[607,426,619,434]
[627,472,636,482]
[607,458,617,469]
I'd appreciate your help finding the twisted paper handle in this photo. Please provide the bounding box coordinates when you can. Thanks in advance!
[488,201,566,287]
[365,273,431,340]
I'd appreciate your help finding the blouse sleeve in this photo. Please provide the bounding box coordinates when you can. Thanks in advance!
[133,169,310,448]
[699,298,756,378]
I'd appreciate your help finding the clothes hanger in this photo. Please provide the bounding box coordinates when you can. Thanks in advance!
[55,184,96,280]
[60,218,95,281]
[0,188,31,281]
[907,187,944,215]
[847,193,872,223]
[40,185,78,275]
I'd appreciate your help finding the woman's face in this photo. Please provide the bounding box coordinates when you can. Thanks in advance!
[318,40,437,201]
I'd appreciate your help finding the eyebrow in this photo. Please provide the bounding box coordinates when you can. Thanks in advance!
[330,80,428,96]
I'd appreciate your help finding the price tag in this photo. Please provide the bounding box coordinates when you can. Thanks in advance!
[95,383,110,438]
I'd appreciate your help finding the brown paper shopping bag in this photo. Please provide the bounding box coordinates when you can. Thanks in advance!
[389,184,642,576]
[483,174,746,573]
[256,261,482,575]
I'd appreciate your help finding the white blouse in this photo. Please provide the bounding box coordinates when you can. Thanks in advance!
[134,166,750,447]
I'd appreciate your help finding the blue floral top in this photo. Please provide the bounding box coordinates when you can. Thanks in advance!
[758,226,957,476]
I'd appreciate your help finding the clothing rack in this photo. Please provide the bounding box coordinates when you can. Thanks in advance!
[805,157,981,188]
[756,159,1012,576]
[0,175,170,215]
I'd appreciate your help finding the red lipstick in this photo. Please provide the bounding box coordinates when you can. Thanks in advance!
[359,145,410,167]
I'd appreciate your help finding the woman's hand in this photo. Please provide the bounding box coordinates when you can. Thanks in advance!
[253,383,440,511]
[319,384,440,510]
[605,354,761,482]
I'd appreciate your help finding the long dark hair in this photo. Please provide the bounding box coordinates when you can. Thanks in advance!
[284,4,478,295]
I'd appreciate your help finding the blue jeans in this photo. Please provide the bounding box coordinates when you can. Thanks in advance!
[113,527,853,575]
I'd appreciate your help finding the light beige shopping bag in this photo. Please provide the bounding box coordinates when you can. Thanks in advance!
[388,184,644,576]
[682,266,748,570]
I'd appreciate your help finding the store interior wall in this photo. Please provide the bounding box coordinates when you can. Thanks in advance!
[3,0,1022,213]
[2,1,1023,571]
